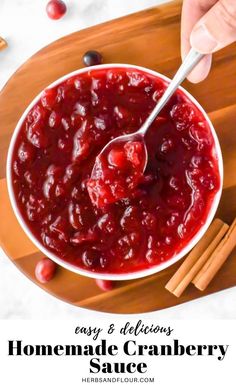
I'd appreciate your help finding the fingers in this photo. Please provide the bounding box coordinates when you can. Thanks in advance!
[181,0,217,82]
[190,0,236,53]
[181,0,217,58]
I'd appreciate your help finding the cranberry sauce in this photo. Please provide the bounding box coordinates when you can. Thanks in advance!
[11,67,220,274]
[87,140,146,208]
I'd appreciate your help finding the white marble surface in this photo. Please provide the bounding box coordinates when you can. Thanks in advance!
[0,0,235,319]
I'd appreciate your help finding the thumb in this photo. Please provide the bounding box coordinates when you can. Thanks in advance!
[190,0,236,54]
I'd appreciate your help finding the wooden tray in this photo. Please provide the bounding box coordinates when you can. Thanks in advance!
[0,0,236,314]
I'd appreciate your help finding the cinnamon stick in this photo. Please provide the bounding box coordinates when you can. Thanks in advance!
[0,37,7,51]
[193,218,236,291]
[165,219,227,297]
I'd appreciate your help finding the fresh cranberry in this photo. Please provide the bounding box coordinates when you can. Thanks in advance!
[83,51,103,67]
[95,279,114,291]
[46,0,67,20]
[35,258,57,283]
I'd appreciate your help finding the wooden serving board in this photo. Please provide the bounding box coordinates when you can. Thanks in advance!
[0,0,236,314]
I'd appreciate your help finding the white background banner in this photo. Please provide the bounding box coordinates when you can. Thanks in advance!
[0,319,235,384]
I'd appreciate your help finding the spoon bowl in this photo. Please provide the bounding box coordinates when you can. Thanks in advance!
[91,132,148,179]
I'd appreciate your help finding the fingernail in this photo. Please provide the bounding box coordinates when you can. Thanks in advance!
[190,24,218,53]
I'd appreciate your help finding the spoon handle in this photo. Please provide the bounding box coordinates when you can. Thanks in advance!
[138,48,204,136]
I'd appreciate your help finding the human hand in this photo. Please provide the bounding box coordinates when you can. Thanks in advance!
[181,0,236,83]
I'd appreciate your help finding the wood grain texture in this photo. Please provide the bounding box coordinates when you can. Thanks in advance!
[0,0,235,313]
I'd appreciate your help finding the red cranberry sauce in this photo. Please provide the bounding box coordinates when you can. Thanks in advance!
[11,67,220,274]
[87,140,146,208]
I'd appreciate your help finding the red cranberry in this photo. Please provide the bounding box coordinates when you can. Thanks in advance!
[58,137,72,153]
[46,0,67,20]
[127,71,150,88]
[94,116,107,130]
[170,103,197,130]
[95,279,114,292]
[18,142,35,163]
[42,232,65,252]
[74,102,89,117]
[153,87,165,102]
[35,258,57,283]
[49,216,68,241]
[114,106,131,127]
[61,117,71,131]
[142,212,157,231]
[68,202,93,230]
[13,161,21,176]
[146,249,159,264]
[64,163,80,181]
[43,175,56,199]
[108,149,126,168]
[169,176,181,191]
[28,105,47,124]
[46,164,63,177]
[55,183,66,198]
[49,111,61,128]
[27,121,49,149]
[82,250,100,268]
[106,70,125,85]
[120,206,139,231]
[200,172,217,191]
[97,213,116,234]
[124,141,144,167]
[70,229,98,245]
[41,88,58,109]
[83,51,103,67]
[26,195,46,222]
[24,171,37,187]
[160,138,174,154]
[91,77,106,91]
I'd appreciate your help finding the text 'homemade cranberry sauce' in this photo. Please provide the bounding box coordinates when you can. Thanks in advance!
[11,67,220,274]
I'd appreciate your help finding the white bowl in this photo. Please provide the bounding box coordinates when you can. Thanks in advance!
[7,64,223,281]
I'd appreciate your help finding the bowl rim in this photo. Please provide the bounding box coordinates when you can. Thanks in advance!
[6,63,223,281]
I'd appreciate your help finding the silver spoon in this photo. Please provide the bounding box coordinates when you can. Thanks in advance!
[91,48,204,178]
